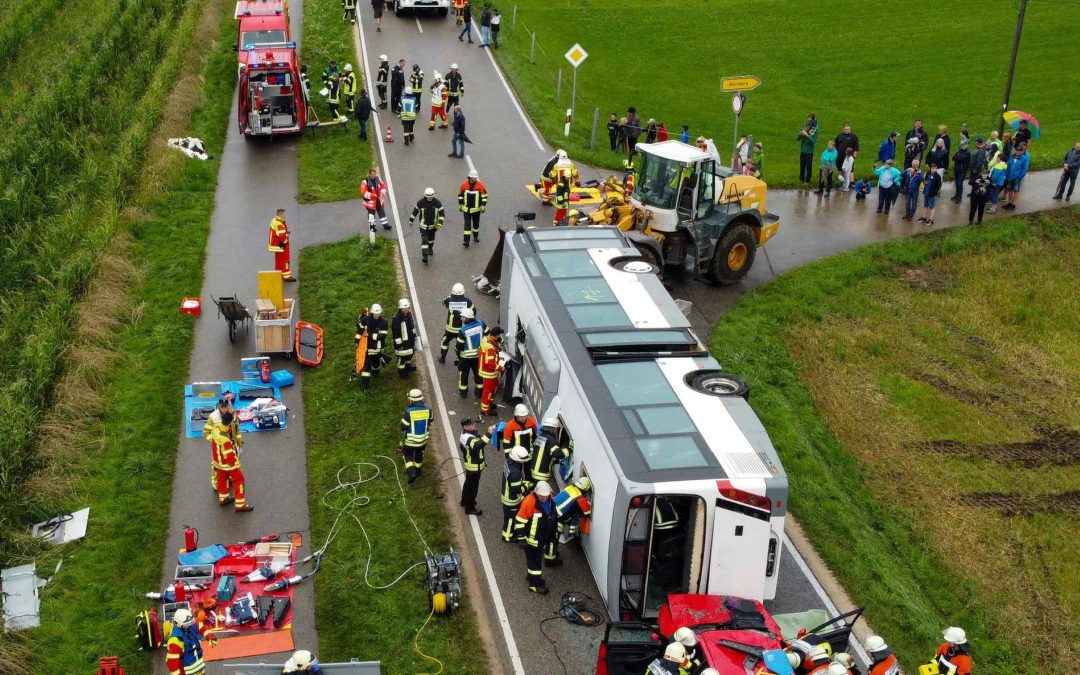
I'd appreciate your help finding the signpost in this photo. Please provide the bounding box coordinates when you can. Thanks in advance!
[564,43,588,134]
[723,75,759,170]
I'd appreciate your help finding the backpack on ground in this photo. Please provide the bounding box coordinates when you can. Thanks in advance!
[135,608,163,650]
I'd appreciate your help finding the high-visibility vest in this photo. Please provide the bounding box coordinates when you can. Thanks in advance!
[342,72,356,96]
[268,216,288,252]
[478,336,501,378]
[502,418,536,455]
[401,405,432,447]
[400,96,417,121]
[456,319,485,358]
[443,294,473,332]
[409,71,424,94]
[165,623,206,675]
[203,408,242,447]
[411,198,444,229]
[554,484,592,520]
[211,426,241,471]
[361,177,386,211]
[430,83,447,108]
[459,432,488,472]
[458,179,488,213]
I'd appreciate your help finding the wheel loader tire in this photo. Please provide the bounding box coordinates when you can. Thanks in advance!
[632,242,664,278]
[707,221,757,285]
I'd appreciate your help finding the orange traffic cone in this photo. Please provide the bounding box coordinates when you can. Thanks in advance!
[385,124,394,142]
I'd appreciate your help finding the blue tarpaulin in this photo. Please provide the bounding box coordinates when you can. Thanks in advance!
[184,380,287,438]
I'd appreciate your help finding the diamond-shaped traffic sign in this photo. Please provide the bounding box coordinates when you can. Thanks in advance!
[565,43,588,68]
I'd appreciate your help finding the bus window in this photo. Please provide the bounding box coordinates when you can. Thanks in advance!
[557,422,576,485]
[620,495,706,619]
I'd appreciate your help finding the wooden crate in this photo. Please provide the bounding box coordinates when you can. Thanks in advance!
[254,298,294,353]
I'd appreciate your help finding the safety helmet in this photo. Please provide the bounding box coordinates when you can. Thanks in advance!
[864,635,887,653]
[574,476,592,492]
[535,481,553,496]
[424,187,435,197]
[451,282,465,295]
[408,389,423,402]
[450,62,459,70]
[513,403,528,418]
[433,71,442,81]
[673,627,697,647]
[556,157,571,169]
[287,650,314,669]
[786,652,801,668]
[556,149,568,160]
[663,642,686,662]
[173,607,194,627]
[827,664,848,675]
[700,670,719,675]
[833,653,855,668]
[808,643,832,661]
[510,445,530,462]
[468,169,479,179]
[371,303,383,315]
[943,626,967,644]
[460,307,475,320]
[398,298,411,310]
[541,417,559,429]
[344,63,353,72]
[379,54,388,61]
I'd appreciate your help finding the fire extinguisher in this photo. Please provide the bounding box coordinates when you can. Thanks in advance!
[182,525,199,553]
[259,358,271,383]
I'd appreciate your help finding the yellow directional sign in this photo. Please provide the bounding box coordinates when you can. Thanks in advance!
[565,43,588,68]
[721,75,762,92]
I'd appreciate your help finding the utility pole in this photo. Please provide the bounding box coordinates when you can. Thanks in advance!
[998,0,1028,138]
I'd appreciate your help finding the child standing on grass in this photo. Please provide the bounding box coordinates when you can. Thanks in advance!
[840,148,855,191]
[815,140,837,197]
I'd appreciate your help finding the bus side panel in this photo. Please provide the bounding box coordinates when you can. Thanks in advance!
[764,515,783,599]
[706,479,772,601]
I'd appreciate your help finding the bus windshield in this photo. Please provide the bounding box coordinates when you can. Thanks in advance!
[632,153,685,210]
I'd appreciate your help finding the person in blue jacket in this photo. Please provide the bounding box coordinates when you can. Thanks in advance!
[988,153,1008,213]
[815,140,838,196]
[873,159,900,213]
[878,132,898,163]
[1003,144,1030,210]
[901,159,924,221]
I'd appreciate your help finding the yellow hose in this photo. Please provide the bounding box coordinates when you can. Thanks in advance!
[414,605,444,675]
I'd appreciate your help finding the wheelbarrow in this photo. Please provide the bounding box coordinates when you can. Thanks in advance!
[211,295,252,343]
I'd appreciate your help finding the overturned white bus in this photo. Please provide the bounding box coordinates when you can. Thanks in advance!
[498,225,787,620]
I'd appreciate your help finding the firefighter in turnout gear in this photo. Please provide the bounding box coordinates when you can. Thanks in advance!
[646,642,687,675]
[551,476,591,562]
[439,282,474,364]
[390,59,405,113]
[933,627,972,675]
[268,208,295,281]
[622,158,636,194]
[326,72,342,120]
[529,417,569,489]
[453,0,464,24]
[514,480,559,594]
[429,72,448,129]
[341,0,356,23]
[458,169,488,246]
[283,649,322,673]
[354,304,388,388]
[375,55,389,109]
[341,64,356,111]
[361,167,390,231]
[539,150,564,205]
[408,64,424,106]
[673,627,705,675]
[165,607,214,675]
[410,187,444,263]
[445,64,464,109]
[400,389,432,483]
[203,397,242,490]
[391,298,417,376]
[551,154,579,225]
[455,308,485,398]
[502,403,537,457]
[501,445,530,541]
[212,412,252,511]
[399,93,418,145]
[478,326,504,417]
[321,60,339,87]
[458,417,494,515]
[864,635,899,675]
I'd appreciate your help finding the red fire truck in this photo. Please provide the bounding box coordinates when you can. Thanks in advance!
[234,0,291,55]
[237,45,307,137]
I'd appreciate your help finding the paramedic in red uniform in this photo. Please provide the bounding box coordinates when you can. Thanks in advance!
[268,208,295,281]
[212,412,254,512]
[478,327,504,417]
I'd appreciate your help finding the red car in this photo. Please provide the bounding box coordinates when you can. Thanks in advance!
[597,594,861,675]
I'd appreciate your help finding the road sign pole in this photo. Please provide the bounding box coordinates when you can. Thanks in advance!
[590,107,599,150]
[732,113,740,170]
[571,66,577,117]
[556,68,561,101]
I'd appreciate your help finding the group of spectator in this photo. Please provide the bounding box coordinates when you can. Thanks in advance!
[797,113,1047,225]
[607,107,676,160]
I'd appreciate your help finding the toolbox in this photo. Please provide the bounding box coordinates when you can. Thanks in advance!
[254,542,294,567]
[174,564,215,584]
[216,574,236,602]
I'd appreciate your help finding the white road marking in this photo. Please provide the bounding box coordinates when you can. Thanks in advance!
[465,153,476,174]
[354,14,527,675]
[782,534,872,666]
[414,16,423,33]
[470,18,545,152]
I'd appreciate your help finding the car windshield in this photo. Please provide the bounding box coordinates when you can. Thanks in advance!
[632,153,684,210]
[241,29,286,48]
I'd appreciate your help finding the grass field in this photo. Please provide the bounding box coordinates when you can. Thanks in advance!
[299,238,489,672]
[708,207,1080,673]
[493,0,1080,185]
[297,0,373,202]
[5,0,238,671]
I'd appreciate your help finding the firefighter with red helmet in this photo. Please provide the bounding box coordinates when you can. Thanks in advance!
[268,208,295,281]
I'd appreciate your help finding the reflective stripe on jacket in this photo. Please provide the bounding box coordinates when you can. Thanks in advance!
[443,294,473,332]
[456,319,485,358]
[478,336,501,378]
[458,179,488,213]
[513,492,557,546]
[501,459,526,506]
[459,432,489,472]
[268,216,288,252]
[401,405,432,447]
[211,426,241,471]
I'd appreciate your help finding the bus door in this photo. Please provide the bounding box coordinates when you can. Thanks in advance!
[707,480,774,600]
[619,495,705,620]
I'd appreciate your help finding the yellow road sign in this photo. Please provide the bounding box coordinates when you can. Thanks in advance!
[721,75,761,92]
[565,43,588,68]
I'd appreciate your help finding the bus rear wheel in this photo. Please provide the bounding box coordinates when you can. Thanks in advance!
[686,370,749,401]
[706,222,757,285]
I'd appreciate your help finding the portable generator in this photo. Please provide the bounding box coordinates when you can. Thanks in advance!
[425,549,462,614]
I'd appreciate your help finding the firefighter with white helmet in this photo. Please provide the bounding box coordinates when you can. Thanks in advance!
[802,642,833,674]
[455,305,486,399]
[551,150,580,226]
[646,641,687,674]
[826,664,850,675]
[864,634,899,675]
[165,607,214,675]
[400,389,432,483]
[429,71,448,130]
[375,55,389,109]
[391,298,417,377]
[446,63,464,109]
[933,627,972,675]
[439,282,475,364]
[538,149,566,205]
[513,480,559,594]
[283,649,321,672]
[457,169,488,247]
[410,186,444,263]
[528,416,569,489]
[501,444,531,542]
[341,63,356,111]
[501,402,537,458]
[673,626,705,674]
[354,303,389,388]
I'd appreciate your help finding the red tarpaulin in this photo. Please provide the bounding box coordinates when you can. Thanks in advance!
[184,544,296,634]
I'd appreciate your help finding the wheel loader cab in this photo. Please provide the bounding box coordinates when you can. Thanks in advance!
[631,142,723,233]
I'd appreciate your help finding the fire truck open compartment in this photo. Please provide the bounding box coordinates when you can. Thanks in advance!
[245,70,298,133]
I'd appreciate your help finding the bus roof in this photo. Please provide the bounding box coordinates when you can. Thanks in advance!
[512,227,785,484]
